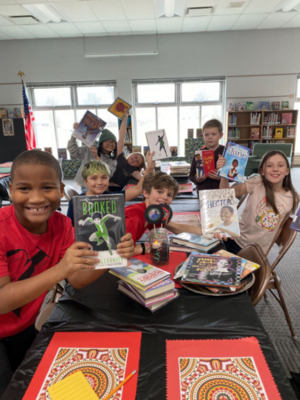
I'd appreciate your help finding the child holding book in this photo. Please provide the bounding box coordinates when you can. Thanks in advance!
[189,119,225,191]
[67,152,155,226]
[228,159,239,179]
[125,171,203,255]
[0,150,134,396]
[215,150,299,255]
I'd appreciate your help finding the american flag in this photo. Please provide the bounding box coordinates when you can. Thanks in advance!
[22,82,36,150]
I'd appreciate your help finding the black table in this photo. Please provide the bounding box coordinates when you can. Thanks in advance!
[3,271,296,400]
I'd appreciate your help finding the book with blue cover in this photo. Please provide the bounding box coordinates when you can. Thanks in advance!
[72,110,107,147]
[218,141,250,183]
[290,208,300,232]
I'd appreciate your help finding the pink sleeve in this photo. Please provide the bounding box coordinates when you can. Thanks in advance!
[245,175,263,195]
[59,218,75,262]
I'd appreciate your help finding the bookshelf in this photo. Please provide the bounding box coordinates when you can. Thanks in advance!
[225,109,298,157]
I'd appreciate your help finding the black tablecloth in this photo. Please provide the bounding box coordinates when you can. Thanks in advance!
[3,271,296,400]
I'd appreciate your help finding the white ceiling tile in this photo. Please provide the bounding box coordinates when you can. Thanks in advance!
[120,0,156,20]
[0,4,29,16]
[0,30,12,39]
[231,13,267,30]
[0,25,36,38]
[54,2,98,23]
[157,17,183,33]
[21,24,60,38]
[182,16,211,32]
[128,19,156,32]
[89,0,126,21]
[47,22,82,37]
[214,0,250,15]
[0,15,13,25]
[257,12,296,29]
[186,0,219,7]
[243,0,283,14]
[207,15,240,31]
[282,12,300,28]
[74,21,106,34]
[101,20,131,33]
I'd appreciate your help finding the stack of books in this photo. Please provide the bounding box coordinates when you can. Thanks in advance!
[110,258,179,312]
[170,232,220,253]
[169,161,191,176]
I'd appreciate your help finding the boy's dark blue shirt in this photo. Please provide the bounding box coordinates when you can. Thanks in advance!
[67,190,125,226]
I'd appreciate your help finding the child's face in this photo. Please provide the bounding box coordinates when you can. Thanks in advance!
[127,154,143,168]
[260,154,289,186]
[102,140,116,154]
[203,127,223,150]
[220,208,233,223]
[84,172,109,195]
[143,187,174,207]
[9,164,63,234]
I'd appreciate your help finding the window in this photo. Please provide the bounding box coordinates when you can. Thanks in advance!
[134,80,224,155]
[30,83,116,159]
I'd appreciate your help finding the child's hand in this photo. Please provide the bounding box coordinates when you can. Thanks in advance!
[123,110,129,119]
[207,170,221,180]
[117,233,134,259]
[73,122,79,129]
[56,242,98,279]
[196,175,206,183]
[90,146,100,160]
[214,232,227,241]
[146,150,155,172]
[216,154,226,170]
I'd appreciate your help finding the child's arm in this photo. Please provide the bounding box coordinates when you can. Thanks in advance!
[131,170,142,181]
[217,155,247,197]
[116,111,129,157]
[166,221,202,236]
[67,233,134,289]
[0,243,97,314]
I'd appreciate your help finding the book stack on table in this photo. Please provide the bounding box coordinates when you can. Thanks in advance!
[110,258,179,312]
[169,161,191,177]
[170,232,220,253]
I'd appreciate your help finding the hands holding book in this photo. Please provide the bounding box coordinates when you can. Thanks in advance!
[207,170,221,181]
[117,233,135,260]
[216,154,226,170]
[90,146,100,160]
[145,150,156,174]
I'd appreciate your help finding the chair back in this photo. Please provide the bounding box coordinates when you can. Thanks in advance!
[64,185,79,202]
[237,243,272,306]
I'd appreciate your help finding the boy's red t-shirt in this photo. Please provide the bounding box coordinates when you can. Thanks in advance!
[0,205,75,340]
[125,202,152,244]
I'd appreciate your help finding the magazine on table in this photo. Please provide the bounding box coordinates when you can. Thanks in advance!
[72,110,107,147]
[218,141,250,183]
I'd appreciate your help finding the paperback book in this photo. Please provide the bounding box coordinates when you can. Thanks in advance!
[73,194,127,268]
[145,129,171,160]
[199,188,240,238]
[172,233,219,252]
[214,249,260,280]
[272,101,280,110]
[274,128,283,138]
[7,109,14,119]
[2,119,14,136]
[72,110,107,147]
[196,128,203,138]
[178,183,193,193]
[58,148,67,160]
[181,254,243,287]
[287,126,295,137]
[228,103,236,112]
[290,208,300,232]
[218,141,250,183]
[170,146,178,156]
[110,258,171,290]
[187,128,194,138]
[238,103,246,111]
[250,127,260,139]
[195,150,215,176]
[259,101,269,110]
[281,113,293,124]
[13,107,24,118]
[0,108,7,118]
[246,101,254,111]
[108,97,132,119]
[281,101,289,109]
[125,278,174,299]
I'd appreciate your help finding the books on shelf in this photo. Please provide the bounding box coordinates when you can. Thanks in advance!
[145,129,171,160]
[281,101,289,109]
[196,128,203,138]
[199,188,240,238]
[274,128,283,138]
[250,112,261,125]
[218,142,250,183]
[287,126,295,138]
[169,161,191,176]
[262,126,273,139]
[272,102,280,110]
[228,113,236,126]
[132,145,142,153]
[229,103,236,112]
[238,103,246,111]
[263,112,280,125]
[7,108,24,118]
[228,127,240,139]
[187,128,194,138]
[58,148,67,160]
[170,146,178,156]
[72,110,107,147]
[74,193,127,268]
[246,102,254,111]
[259,101,269,110]
[108,97,132,119]
[282,113,293,124]
[125,128,132,142]
[118,114,131,128]
[110,258,171,290]
[250,127,260,139]
[172,233,220,252]
[0,108,7,118]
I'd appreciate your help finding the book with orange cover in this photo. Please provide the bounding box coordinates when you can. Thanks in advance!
[201,150,215,175]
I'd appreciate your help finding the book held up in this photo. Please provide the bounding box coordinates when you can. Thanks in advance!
[218,142,250,183]
[72,110,107,147]
[145,129,171,160]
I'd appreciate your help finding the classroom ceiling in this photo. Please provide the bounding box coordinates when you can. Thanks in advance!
[0,0,300,40]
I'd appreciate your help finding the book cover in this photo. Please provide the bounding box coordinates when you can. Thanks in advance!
[272,101,280,110]
[108,97,132,119]
[145,129,171,160]
[238,102,246,111]
[44,147,52,154]
[250,127,260,139]
[7,109,14,118]
[229,103,236,112]
[218,141,250,183]
[73,194,127,268]
[178,183,193,193]
[196,128,202,138]
[173,233,219,252]
[181,254,242,287]
[72,110,106,147]
[287,126,295,137]
[274,128,283,138]
[132,145,142,153]
[110,258,171,290]
[246,101,254,111]
[281,101,289,109]
[202,150,215,175]
[290,208,300,232]
[0,108,7,118]
[13,107,24,118]
[2,119,14,136]
[281,112,293,124]
[214,249,260,279]
[57,148,67,160]
[187,128,194,138]
[126,278,174,299]
[170,146,178,156]
[259,101,269,110]
[199,188,240,238]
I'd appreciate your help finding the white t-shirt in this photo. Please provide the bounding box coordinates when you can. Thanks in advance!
[217,221,240,237]
[235,176,293,254]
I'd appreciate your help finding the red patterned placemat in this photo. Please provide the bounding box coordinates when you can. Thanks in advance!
[166,337,282,400]
[23,331,141,400]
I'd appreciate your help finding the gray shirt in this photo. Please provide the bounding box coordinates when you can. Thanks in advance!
[67,136,117,187]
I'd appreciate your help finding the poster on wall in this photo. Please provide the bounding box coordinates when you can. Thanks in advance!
[2,119,14,136]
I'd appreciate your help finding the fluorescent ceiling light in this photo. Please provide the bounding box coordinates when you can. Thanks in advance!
[85,51,158,58]
[23,4,66,23]
[165,0,176,17]
[281,0,300,11]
